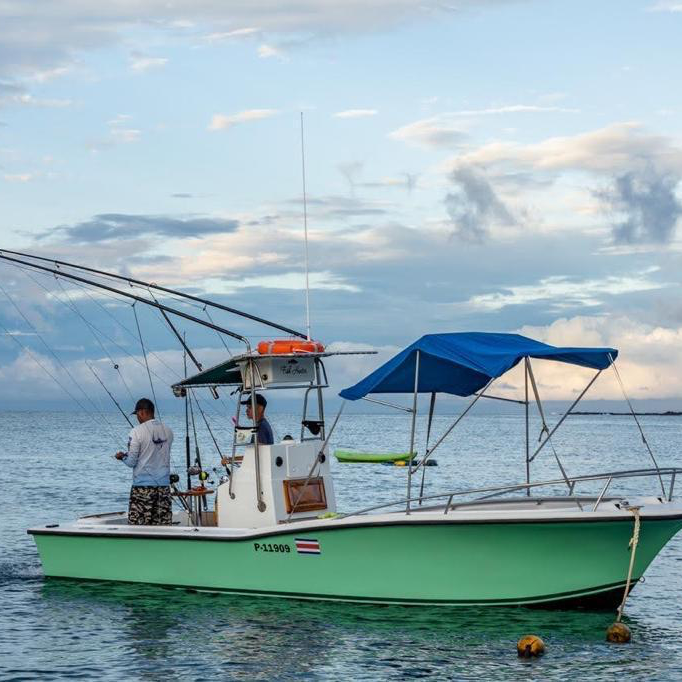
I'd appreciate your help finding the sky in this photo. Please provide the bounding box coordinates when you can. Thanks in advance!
[2,0,682,410]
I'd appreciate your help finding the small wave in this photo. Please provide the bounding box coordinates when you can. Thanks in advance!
[0,559,42,587]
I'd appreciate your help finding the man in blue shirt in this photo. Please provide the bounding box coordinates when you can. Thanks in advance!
[243,393,274,445]
[115,398,174,525]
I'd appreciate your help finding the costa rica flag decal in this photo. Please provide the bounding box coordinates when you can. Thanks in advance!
[295,538,321,555]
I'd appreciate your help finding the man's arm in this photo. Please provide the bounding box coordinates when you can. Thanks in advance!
[116,430,141,468]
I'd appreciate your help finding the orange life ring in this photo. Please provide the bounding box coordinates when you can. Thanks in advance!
[257,339,325,355]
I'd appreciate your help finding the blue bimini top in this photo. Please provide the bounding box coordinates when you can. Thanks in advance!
[339,332,617,401]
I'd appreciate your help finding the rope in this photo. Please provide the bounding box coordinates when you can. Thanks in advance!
[12,264,175,387]
[204,306,232,356]
[609,355,665,497]
[67,272,228,420]
[5,260,231,424]
[0,318,123,447]
[53,277,136,404]
[616,506,641,622]
[190,389,226,460]
[0,282,124,445]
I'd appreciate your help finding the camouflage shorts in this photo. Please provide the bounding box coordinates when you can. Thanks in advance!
[128,486,172,525]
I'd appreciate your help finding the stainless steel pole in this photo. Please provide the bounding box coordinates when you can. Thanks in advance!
[529,370,602,463]
[406,350,420,515]
[525,357,530,496]
[248,358,266,512]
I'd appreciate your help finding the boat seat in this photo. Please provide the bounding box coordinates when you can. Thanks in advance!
[302,419,323,435]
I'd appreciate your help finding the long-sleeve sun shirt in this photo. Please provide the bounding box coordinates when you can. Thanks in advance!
[121,419,174,487]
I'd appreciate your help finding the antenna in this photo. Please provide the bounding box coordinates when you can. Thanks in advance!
[300,111,311,341]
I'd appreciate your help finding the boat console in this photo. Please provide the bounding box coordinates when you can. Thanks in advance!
[216,439,336,528]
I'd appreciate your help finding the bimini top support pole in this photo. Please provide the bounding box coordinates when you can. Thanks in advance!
[528,369,602,464]
[406,350,421,515]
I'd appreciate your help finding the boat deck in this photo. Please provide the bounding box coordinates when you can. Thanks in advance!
[28,495,682,542]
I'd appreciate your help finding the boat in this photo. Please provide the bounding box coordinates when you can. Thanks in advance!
[22,280,682,609]
[334,449,414,463]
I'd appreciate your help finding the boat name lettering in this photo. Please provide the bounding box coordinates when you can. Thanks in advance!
[253,542,291,553]
[279,363,309,377]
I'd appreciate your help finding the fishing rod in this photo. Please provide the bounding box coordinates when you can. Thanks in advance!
[87,362,134,428]
[0,252,250,346]
[0,248,307,339]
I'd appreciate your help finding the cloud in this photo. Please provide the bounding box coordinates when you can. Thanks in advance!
[448,122,682,175]
[337,162,364,193]
[389,105,579,150]
[450,104,578,116]
[204,27,261,42]
[129,52,169,72]
[389,114,469,149]
[337,162,418,193]
[334,109,378,118]
[648,2,682,10]
[0,80,71,109]
[436,122,682,245]
[513,315,682,400]
[3,173,34,182]
[359,173,418,192]
[87,114,141,150]
[257,44,286,59]
[444,166,516,241]
[208,108,279,131]
[27,65,72,83]
[39,213,240,243]
[109,127,141,143]
[300,195,389,218]
[597,168,682,244]
[204,270,360,294]
[465,268,666,311]
[0,1,512,80]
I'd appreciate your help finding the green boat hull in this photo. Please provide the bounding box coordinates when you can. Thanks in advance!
[334,450,413,463]
[30,516,682,607]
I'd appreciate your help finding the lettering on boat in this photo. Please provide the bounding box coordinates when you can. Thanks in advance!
[253,542,291,553]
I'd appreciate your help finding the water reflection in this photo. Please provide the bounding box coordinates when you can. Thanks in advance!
[4,412,682,681]
[35,578,676,681]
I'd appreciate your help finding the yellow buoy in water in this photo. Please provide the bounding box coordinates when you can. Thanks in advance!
[394,460,406,467]
[606,622,631,643]
[517,635,545,658]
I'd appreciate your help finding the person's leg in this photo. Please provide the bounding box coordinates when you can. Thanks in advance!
[128,486,154,525]
[150,486,173,525]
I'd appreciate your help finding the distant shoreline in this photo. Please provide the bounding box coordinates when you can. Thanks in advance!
[572,411,682,416]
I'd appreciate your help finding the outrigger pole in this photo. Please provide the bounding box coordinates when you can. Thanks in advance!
[0,251,250,345]
[0,248,307,339]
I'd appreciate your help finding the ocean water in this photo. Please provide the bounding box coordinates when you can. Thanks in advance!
[2,409,682,681]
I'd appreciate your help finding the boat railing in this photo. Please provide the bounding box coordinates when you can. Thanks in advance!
[335,466,682,518]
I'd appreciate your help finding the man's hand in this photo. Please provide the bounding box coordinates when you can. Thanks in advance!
[115,451,127,460]
[220,456,229,467]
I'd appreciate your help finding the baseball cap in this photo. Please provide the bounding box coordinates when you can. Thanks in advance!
[241,393,267,408]
[131,397,155,414]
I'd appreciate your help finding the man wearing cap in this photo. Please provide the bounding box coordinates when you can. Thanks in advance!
[243,393,274,445]
[115,398,174,525]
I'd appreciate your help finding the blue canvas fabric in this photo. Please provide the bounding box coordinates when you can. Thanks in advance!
[339,332,617,401]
